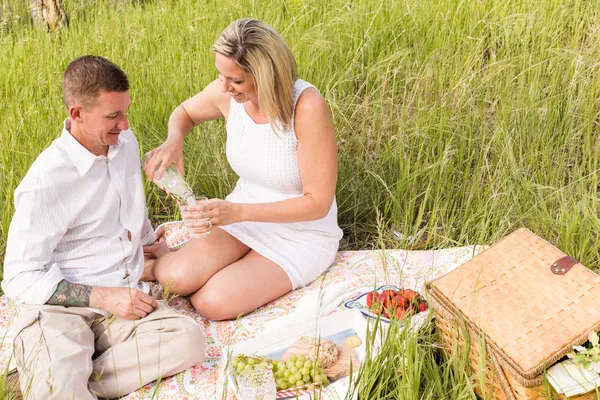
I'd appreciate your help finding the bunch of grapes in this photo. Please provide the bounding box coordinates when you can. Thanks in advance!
[232,353,330,391]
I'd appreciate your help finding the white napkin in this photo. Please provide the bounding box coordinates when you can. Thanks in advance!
[547,359,600,397]
[261,283,357,335]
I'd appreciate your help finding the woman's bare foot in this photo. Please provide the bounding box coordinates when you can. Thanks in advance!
[141,241,172,281]
[141,258,157,281]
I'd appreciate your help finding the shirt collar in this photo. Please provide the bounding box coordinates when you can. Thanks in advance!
[60,119,129,176]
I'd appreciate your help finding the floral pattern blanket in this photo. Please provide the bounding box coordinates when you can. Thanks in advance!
[0,246,481,399]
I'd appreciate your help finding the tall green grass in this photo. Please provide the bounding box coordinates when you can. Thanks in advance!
[1,0,600,398]
[2,0,599,263]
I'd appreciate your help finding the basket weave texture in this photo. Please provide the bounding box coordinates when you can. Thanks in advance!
[434,306,596,400]
[428,228,600,388]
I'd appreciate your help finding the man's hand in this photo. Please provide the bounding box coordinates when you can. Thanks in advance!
[90,287,158,320]
[144,240,170,259]
[155,225,167,242]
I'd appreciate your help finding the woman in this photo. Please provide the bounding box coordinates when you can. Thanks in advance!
[143,18,343,321]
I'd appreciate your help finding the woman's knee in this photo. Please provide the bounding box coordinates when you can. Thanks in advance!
[154,259,199,295]
[190,290,242,321]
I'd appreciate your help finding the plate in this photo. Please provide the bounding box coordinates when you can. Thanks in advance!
[343,285,429,328]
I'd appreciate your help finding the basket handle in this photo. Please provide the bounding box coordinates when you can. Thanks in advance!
[550,256,578,275]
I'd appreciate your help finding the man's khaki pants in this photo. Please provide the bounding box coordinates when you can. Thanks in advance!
[11,301,205,399]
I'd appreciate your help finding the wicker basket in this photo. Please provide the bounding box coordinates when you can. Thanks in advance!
[426,228,600,400]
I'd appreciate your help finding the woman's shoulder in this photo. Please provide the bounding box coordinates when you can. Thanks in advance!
[203,79,232,105]
[293,80,333,139]
[293,79,318,99]
[294,79,327,118]
[196,79,233,117]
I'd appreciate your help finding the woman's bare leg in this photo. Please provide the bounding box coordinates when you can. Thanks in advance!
[151,228,251,295]
[189,250,293,321]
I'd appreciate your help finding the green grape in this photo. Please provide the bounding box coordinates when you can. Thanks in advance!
[288,375,298,385]
[308,383,316,390]
[236,365,244,375]
[278,361,286,371]
[233,356,240,366]
[286,360,295,369]
[297,355,306,363]
[276,378,286,390]
[281,381,290,390]
[304,360,312,368]
[294,372,302,380]
[310,368,316,377]
[303,374,310,382]
[290,366,298,374]
[295,360,304,368]
[297,379,305,386]
[283,369,292,378]
[290,354,298,362]
[237,361,246,370]
[300,367,310,376]
[247,358,256,366]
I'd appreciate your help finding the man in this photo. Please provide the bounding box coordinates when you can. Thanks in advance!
[2,55,204,399]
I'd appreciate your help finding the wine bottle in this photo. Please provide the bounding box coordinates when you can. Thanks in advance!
[141,151,195,206]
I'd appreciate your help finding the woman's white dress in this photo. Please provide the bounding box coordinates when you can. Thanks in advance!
[219,79,343,289]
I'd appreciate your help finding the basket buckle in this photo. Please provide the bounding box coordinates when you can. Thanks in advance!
[550,256,578,275]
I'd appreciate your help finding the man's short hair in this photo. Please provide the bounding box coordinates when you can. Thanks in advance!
[62,55,129,108]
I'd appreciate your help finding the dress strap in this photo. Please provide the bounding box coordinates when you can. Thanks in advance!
[292,79,316,106]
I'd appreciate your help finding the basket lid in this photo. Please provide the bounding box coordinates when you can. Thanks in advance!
[428,228,600,380]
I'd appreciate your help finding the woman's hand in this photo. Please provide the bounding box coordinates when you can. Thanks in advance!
[183,198,244,233]
[143,137,185,181]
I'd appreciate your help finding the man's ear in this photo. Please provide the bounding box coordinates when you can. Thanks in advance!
[68,105,83,122]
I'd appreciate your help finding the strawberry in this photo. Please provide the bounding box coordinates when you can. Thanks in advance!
[382,308,390,319]
[381,290,398,309]
[370,293,384,315]
[371,301,383,315]
[418,301,428,312]
[402,289,419,301]
[396,307,406,320]
[366,291,375,308]
[396,294,409,310]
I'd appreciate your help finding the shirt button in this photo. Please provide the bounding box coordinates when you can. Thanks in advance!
[127,230,132,241]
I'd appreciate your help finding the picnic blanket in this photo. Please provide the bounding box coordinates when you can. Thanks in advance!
[0,246,481,399]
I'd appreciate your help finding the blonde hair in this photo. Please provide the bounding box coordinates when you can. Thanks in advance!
[213,19,298,133]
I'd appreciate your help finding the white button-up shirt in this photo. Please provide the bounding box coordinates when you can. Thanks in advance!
[2,120,155,306]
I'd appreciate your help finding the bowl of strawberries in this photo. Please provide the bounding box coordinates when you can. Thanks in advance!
[344,285,429,325]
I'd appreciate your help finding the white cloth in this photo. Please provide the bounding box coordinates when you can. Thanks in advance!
[547,359,600,397]
[220,79,343,289]
[2,120,155,307]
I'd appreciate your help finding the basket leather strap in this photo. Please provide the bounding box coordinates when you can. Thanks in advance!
[550,256,578,275]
